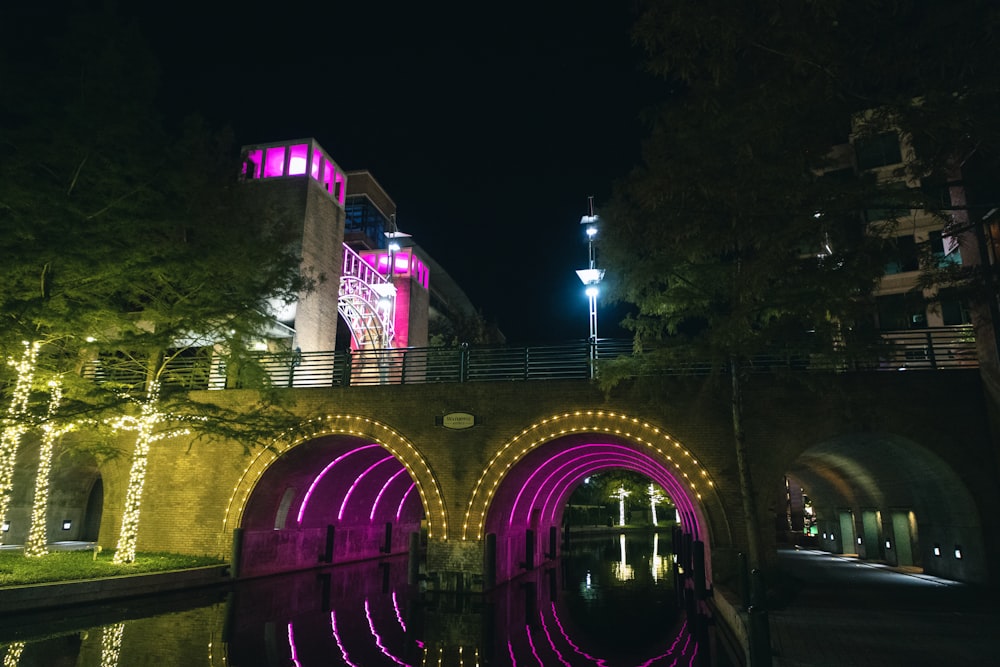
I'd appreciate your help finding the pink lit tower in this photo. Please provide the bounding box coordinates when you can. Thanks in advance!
[240,139,431,354]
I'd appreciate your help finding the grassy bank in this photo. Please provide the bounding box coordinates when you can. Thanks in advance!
[0,550,225,587]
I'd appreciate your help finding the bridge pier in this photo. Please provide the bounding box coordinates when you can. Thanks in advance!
[426,538,486,593]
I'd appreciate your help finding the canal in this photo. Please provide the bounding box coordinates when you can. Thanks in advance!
[1,531,731,666]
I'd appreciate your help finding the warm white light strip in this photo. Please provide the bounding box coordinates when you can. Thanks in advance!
[0,341,40,546]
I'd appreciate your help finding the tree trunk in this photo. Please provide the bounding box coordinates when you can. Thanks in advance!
[731,357,763,570]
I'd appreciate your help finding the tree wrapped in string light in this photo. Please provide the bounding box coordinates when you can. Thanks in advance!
[0,341,40,545]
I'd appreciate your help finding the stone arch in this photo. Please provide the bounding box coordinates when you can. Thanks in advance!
[461,410,731,582]
[785,432,988,582]
[222,413,448,548]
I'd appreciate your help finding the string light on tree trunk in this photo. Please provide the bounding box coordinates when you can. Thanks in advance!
[25,380,73,557]
[611,485,630,527]
[0,341,40,546]
[110,382,189,564]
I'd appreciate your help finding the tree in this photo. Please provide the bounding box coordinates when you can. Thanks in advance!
[0,5,312,559]
[600,0,1000,571]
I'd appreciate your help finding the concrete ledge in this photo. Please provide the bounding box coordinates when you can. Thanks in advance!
[707,585,750,667]
[0,565,231,614]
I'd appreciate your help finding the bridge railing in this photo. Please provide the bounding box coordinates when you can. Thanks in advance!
[80,326,979,391]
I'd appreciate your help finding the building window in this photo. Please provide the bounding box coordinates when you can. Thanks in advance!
[855,131,903,170]
[877,292,925,330]
[884,235,919,274]
[929,231,962,268]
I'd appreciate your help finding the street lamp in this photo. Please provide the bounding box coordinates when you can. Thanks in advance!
[576,197,604,374]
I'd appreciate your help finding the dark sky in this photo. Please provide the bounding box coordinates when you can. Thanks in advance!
[52,2,661,343]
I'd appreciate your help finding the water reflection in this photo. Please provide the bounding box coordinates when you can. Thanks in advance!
[1,531,723,667]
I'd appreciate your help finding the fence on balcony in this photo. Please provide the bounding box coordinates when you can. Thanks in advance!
[79,326,979,391]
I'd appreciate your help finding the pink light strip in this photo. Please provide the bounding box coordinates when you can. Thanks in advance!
[330,611,362,667]
[504,443,698,534]
[287,623,302,667]
[538,457,666,527]
[541,456,679,527]
[297,443,381,524]
[395,482,417,522]
[364,599,409,666]
[549,602,609,666]
[338,455,397,521]
[526,624,544,666]
[370,466,410,521]
[539,609,573,667]
[392,590,408,633]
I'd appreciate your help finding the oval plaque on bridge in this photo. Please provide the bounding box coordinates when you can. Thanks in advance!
[440,412,477,430]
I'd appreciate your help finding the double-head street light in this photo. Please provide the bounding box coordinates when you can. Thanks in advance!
[576,197,605,371]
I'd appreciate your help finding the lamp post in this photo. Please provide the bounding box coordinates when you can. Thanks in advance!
[576,197,605,376]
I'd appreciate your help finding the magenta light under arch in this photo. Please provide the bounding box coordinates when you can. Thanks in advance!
[370,467,411,521]
[337,455,397,521]
[499,442,703,538]
[297,443,382,524]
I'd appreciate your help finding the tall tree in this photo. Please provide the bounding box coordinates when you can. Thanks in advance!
[0,5,312,559]
[600,0,1000,571]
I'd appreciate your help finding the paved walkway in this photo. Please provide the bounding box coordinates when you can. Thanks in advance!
[766,548,1000,667]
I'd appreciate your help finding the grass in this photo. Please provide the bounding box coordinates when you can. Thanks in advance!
[0,549,225,587]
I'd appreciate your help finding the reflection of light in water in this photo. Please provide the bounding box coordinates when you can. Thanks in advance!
[580,570,598,599]
[287,623,302,667]
[539,610,574,667]
[330,611,362,667]
[100,622,124,667]
[613,533,635,581]
[392,590,407,633]
[364,599,408,666]
[650,532,671,582]
[3,642,25,667]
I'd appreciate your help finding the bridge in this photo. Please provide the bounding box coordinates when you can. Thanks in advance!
[5,336,997,595]
[4,136,998,598]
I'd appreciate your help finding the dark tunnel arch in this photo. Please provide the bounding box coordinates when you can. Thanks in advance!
[784,432,988,582]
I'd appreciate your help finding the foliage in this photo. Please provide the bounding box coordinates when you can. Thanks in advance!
[0,5,311,434]
[0,549,224,587]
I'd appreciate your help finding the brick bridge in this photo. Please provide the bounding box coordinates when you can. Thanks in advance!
[10,355,997,591]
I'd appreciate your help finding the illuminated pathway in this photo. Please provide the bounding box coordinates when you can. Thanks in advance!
[767,548,1000,666]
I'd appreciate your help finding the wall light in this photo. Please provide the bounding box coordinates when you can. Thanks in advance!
[1,521,8,532]
[885,540,891,550]
[62,520,72,530]
[857,537,862,545]
[954,546,963,560]
[933,544,941,557]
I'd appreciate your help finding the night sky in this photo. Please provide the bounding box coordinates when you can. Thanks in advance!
[30,2,662,343]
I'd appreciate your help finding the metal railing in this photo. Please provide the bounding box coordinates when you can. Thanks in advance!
[80,326,979,391]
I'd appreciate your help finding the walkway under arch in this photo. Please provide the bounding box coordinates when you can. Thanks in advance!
[785,432,988,582]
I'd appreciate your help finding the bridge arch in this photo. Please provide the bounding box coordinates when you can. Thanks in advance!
[222,414,448,570]
[783,432,988,582]
[461,410,730,582]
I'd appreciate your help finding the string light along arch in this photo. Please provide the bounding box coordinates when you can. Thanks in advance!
[221,413,448,552]
[460,410,725,543]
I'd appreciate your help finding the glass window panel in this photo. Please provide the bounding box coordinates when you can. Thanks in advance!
[263,146,286,178]
[288,144,308,176]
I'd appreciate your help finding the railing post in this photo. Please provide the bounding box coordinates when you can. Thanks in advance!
[340,349,352,387]
[459,342,469,382]
[925,330,937,369]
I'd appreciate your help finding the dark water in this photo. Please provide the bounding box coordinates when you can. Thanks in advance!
[1,531,728,666]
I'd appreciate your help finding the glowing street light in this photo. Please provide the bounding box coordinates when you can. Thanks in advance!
[576,197,604,376]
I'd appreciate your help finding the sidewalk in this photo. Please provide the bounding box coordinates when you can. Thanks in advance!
[766,548,1000,666]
